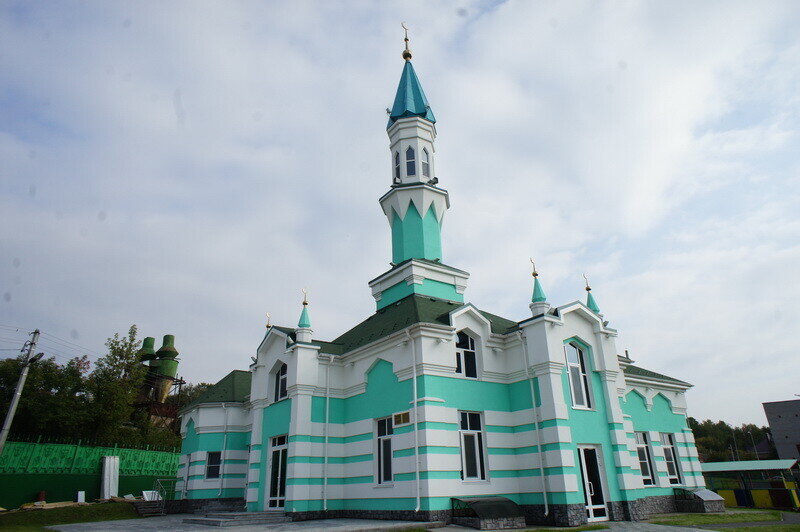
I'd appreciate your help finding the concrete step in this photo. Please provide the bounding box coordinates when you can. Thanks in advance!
[204,511,286,518]
[182,516,292,527]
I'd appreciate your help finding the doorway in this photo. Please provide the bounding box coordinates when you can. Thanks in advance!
[268,435,287,509]
[577,446,608,522]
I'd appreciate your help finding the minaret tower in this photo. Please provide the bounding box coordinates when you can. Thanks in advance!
[369,26,469,309]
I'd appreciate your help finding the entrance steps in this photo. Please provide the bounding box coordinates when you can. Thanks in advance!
[183,510,291,527]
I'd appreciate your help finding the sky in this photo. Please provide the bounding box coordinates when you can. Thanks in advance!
[1,1,799,426]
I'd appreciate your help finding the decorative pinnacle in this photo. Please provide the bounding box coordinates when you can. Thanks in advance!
[530,258,538,278]
[266,312,271,328]
[401,22,412,61]
[302,288,308,306]
[583,273,592,291]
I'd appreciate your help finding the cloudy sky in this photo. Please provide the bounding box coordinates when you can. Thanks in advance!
[2,1,799,425]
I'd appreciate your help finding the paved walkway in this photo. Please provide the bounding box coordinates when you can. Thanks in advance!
[52,515,442,532]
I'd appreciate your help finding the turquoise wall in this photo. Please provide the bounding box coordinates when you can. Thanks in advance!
[391,203,442,263]
[254,398,292,511]
[376,278,463,309]
[622,391,687,434]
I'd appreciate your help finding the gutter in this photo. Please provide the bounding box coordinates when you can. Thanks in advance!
[518,331,548,517]
[406,330,421,513]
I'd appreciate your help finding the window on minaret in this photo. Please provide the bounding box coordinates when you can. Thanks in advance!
[635,432,656,486]
[455,331,477,379]
[205,451,221,479]
[376,417,393,484]
[422,148,430,177]
[565,343,592,409]
[459,411,486,480]
[406,146,416,176]
[274,363,287,402]
[394,151,400,181]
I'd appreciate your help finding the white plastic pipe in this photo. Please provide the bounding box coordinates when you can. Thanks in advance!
[519,331,548,516]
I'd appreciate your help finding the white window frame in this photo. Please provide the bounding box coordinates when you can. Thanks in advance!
[376,417,394,485]
[455,331,478,379]
[405,146,416,176]
[422,148,430,177]
[564,342,592,409]
[661,433,683,485]
[394,151,400,181]
[274,363,288,402]
[459,411,487,481]
[635,432,656,486]
[205,451,221,479]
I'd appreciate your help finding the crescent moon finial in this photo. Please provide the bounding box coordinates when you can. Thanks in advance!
[583,274,591,291]
[302,288,308,305]
[266,312,271,328]
[401,22,412,60]
[530,258,538,278]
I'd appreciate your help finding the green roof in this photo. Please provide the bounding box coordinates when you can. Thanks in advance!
[388,61,436,127]
[622,364,690,386]
[186,370,251,408]
[330,294,517,354]
[701,459,797,473]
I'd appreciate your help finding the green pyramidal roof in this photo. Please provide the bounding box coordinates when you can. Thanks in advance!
[532,277,547,303]
[587,291,601,314]
[298,305,311,328]
[388,61,436,128]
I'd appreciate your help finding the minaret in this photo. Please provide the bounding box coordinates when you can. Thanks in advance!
[369,27,468,310]
[296,290,312,343]
[529,259,551,315]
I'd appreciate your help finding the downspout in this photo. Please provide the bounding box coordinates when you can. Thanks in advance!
[406,330,421,513]
[218,404,229,497]
[322,354,333,511]
[519,331,548,516]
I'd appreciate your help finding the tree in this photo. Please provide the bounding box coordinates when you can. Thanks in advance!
[688,417,775,462]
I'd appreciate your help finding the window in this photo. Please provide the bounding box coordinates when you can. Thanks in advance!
[274,363,287,402]
[635,432,655,486]
[393,412,410,426]
[376,417,393,484]
[205,451,221,479]
[455,331,477,379]
[394,151,400,180]
[661,433,682,485]
[422,148,430,177]
[459,411,486,480]
[565,343,592,409]
[405,146,416,176]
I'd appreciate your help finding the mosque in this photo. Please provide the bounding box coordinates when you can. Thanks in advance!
[176,35,716,527]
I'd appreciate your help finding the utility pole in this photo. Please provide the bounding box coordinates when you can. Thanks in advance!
[0,329,43,456]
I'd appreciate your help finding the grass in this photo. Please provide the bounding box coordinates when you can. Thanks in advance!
[649,509,782,526]
[0,502,139,528]
[728,526,800,531]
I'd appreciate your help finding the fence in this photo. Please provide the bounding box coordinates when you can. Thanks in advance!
[0,437,179,509]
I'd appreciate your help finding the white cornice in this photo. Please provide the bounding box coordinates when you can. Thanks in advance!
[369,259,470,302]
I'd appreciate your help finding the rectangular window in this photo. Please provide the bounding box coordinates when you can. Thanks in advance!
[274,363,288,402]
[661,433,682,485]
[376,417,393,484]
[459,411,486,480]
[455,332,477,379]
[393,412,410,426]
[205,451,221,479]
[565,343,592,408]
[635,432,655,486]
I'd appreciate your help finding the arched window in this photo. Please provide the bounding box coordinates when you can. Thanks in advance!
[394,152,400,181]
[406,146,416,176]
[455,331,477,378]
[422,148,430,177]
[565,343,591,408]
[274,363,287,402]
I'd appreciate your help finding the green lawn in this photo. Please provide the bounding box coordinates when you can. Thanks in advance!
[728,526,800,532]
[0,502,139,529]
[649,510,782,526]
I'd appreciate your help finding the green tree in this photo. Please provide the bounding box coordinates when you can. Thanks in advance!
[688,417,775,462]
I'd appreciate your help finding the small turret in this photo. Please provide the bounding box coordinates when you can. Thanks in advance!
[296,290,313,343]
[583,275,602,315]
[529,259,551,315]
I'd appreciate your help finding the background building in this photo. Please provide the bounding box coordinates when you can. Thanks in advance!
[763,400,800,460]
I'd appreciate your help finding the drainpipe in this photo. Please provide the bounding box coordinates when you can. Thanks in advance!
[322,354,333,511]
[519,331,548,516]
[218,404,228,497]
[406,330,421,513]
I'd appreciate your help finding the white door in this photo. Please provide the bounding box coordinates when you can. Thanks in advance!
[577,446,609,522]
[268,435,287,509]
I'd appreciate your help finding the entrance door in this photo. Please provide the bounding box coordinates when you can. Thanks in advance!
[577,446,608,522]
[268,435,287,508]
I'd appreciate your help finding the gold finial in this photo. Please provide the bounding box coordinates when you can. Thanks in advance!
[302,288,308,306]
[401,22,412,61]
[266,312,271,328]
[583,274,592,292]
[530,258,538,278]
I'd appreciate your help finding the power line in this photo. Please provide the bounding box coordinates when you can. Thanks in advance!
[39,332,105,358]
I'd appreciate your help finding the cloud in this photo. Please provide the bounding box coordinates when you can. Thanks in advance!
[1,1,799,424]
